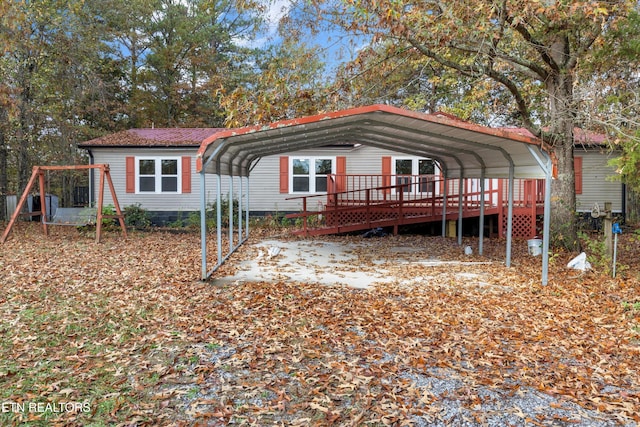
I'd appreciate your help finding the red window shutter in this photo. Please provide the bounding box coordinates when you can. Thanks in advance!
[382,156,391,194]
[182,156,192,193]
[279,156,289,193]
[336,156,346,192]
[125,156,135,193]
[574,156,583,194]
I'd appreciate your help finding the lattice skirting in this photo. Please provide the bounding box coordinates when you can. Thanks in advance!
[502,213,539,238]
[325,209,398,226]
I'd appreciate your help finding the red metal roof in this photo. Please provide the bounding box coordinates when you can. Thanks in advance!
[500,127,609,146]
[196,104,551,179]
[80,128,225,148]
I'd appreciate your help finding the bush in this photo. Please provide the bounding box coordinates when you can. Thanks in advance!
[123,203,151,230]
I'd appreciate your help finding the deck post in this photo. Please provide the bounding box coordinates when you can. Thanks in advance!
[441,175,448,237]
[366,189,371,229]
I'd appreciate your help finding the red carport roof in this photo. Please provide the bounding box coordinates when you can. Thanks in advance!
[196,104,550,179]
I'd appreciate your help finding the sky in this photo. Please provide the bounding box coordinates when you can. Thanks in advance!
[252,0,368,71]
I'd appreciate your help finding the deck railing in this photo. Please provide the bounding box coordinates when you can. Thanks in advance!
[286,175,545,235]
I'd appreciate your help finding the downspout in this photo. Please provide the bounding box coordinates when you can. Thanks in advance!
[87,149,95,207]
[622,183,626,223]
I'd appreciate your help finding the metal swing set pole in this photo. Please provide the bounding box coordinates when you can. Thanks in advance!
[1,164,127,244]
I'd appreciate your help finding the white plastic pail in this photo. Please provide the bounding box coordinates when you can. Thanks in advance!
[527,238,542,256]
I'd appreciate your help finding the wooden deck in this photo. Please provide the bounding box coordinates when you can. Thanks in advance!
[286,175,545,237]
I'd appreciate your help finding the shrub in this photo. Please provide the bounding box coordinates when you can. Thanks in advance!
[123,203,151,230]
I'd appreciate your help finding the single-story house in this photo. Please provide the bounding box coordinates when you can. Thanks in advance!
[78,114,625,228]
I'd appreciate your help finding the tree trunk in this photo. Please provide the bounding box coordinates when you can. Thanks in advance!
[546,57,580,250]
[0,107,7,222]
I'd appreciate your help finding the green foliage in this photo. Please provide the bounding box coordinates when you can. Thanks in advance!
[608,129,640,194]
[206,196,240,230]
[123,203,151,230]
[621,301,640,312]
[578,230,610,272]
[166,196,240,231]
[101,204,117,228]
[250,213,292,229]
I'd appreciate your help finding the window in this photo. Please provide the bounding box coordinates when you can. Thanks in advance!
[290,157,335,193]
[136,157,181,193]
[393,157,437,194]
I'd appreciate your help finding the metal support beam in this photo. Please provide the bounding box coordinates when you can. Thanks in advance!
[245,176,250,238]
[527,145,553,285]
[217,174,222,267]
[229,175,234,253]
[479,171,485,255]
[200,171,208,280]
[506,165,515,267]
[238,175,243,241]
[458,176,463,246]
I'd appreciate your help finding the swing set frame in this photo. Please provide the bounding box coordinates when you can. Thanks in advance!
[1,164,127,244]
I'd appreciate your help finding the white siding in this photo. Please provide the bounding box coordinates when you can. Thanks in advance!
[90,145,622,216]
[89,148,214,212]
[576,150,623,213]
[246,146,409,212]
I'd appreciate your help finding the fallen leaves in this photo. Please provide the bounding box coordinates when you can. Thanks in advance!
[0,224,638,425]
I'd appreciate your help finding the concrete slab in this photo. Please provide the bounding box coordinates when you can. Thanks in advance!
[217,239,393,288]
[215,238,493,289]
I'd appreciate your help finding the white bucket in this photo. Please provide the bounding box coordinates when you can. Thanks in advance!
[527,238,542,256]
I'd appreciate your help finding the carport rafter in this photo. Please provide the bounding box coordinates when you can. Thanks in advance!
[197,105,552,284]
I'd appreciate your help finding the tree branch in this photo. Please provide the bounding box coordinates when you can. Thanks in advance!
[406,36,540,136]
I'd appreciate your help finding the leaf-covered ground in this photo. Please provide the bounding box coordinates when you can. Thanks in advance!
[0,223,639,426]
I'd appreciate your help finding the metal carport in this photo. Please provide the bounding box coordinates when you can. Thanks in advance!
[196,104,554,284]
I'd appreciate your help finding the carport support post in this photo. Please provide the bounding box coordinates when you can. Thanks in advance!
[228,175,234,252]
[479,172,485,255]
[458,176,464,245]
[245,176,250,238]
[217,174,222,267]
[542,165,552,285]
[200,170,208,280]
[238,175,243,241]
[506,165,514,267]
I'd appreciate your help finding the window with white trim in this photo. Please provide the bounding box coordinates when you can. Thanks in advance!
[136,157,181,193]
[290,157,335,193]
[393,157,437,194]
